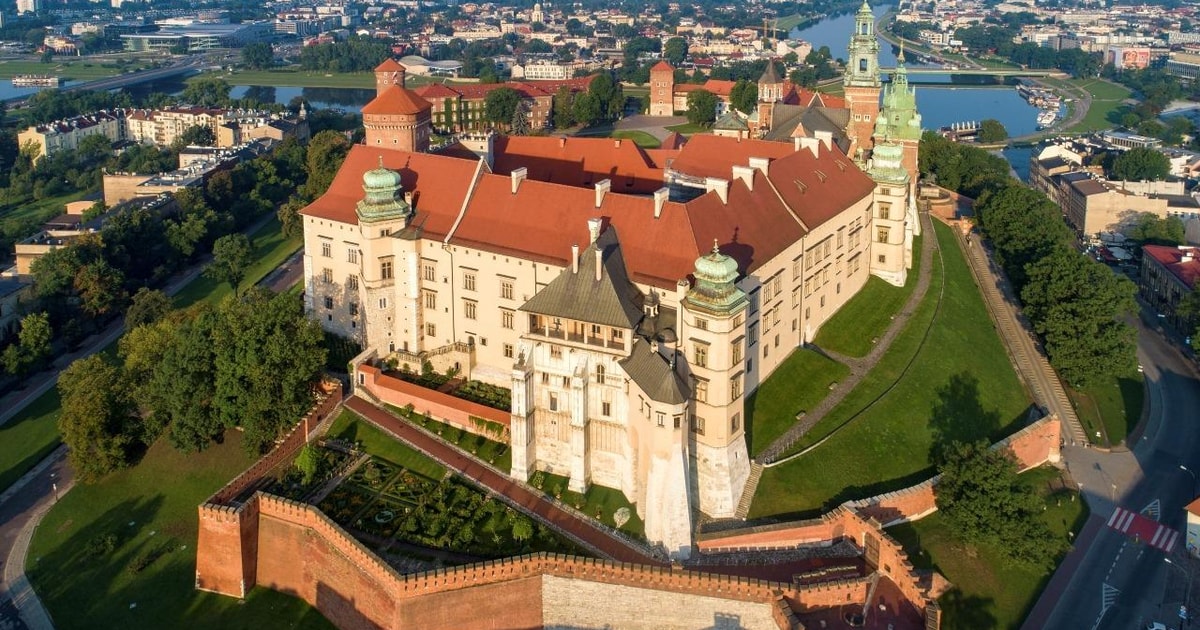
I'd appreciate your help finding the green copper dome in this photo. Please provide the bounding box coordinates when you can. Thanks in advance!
[356,157,411,224]
[685,240,748,315]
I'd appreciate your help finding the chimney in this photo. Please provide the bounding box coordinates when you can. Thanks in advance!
[796,136,820,157]
[595,247,603,282]
[559,136,567,148]
[676,278,689,302]
[732,165,755,191]
[653,187,669,218]
[814,129,833,150]
[594,179,611,208]
[614,138,621,148]
[587,217,602,243]
[572,244,579,273]
[511,166,527,194]
[749,156,770,176]
[705,177,730,204]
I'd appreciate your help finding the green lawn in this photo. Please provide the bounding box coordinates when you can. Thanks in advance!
[665,122,711,135]
[0,388,62,492]
[384,404,513,472]
[172,216,301,308]
[531,470,645,538]
[1043,78,1132,134]
[610,129,660,148]
[0,190,92,257]
[746,349,849,457]
[887,466,1088,630]
[28,431,335,630]
[814,234,923,358]
[0,217,300,497]
[750,222,1031,518]
[1069,371,1144,448]
[0,59,130,81]
[328,409,447,480]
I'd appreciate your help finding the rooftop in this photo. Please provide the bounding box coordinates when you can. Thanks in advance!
[1144,244,1200,289]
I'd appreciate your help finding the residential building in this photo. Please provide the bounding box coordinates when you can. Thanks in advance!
[17,111,126,159]
[16,0,38,15]
[1187,497,1200,556]
[1140,244,1200,334]
[0,278,33,341]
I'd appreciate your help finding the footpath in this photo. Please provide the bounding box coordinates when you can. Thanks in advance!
[0,213,293,630]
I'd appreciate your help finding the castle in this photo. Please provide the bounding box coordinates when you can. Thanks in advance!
[300,9,921,558]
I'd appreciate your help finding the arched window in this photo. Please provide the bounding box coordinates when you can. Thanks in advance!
[595,363,606,384]
[859,58,868,72]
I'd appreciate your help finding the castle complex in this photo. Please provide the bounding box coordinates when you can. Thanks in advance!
[300,8,921,557]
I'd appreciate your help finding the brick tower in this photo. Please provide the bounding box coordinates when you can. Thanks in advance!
[843,0,881,162]
[375,58,408,96]
[362,86,432,153]
[649,60,676,117]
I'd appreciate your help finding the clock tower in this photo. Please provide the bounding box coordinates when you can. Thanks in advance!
[843,0,882,161]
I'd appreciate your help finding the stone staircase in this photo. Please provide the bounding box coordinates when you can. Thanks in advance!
[733,461,764,519]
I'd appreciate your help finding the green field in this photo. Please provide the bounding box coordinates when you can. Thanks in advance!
[28,431,334,630]
[814,234,923,358]
[888,466,1087,630]
[609,129,660,148]
[0,190,92,255]
[746,349,849,457]
[1069,370,1144,447]
[0,216,301,497]
[1042,78,1132,134]
[750,222,1031,518]
[664,122,711,135]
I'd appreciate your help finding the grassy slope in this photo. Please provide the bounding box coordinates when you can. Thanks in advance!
[28,432,335,630]
[746,350,849,457]
[1069,370,1144,447]
[0,216,301,497]
[750,222,1030,518]
[887,466,1087,630]
[814,233,923,357]
[327,409,447,480]
[609,129,661,148]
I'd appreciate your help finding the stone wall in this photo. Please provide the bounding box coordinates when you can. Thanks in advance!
[357,363,510,441]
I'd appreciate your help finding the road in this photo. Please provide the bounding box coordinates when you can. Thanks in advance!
[2,57,204,106]
[1027,307,1200,630]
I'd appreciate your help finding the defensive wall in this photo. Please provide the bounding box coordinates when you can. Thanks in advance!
[356,361,510,441]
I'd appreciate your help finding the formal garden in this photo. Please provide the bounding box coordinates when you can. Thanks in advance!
[383,361,512,412]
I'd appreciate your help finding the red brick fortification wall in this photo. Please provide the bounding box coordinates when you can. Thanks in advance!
[357,363,510,440]
[1000,413,1062,471]
[205,493,806,629]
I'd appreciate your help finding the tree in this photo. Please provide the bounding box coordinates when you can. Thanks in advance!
[58,355,135,483]
[975,184,1071,289]
[686,89,718,126]
[511,515,534,542]
[181,77,231,108]
[588,73,623,121]
[125,288,172,331]
[295,443,320,485]
[1126,213,1185,245]
[1021,249,1138,387]
[552,85,575,129]
[484,87,521,126]
[571,92,602,127]
[241,42,275,70]
[663,37,689,66]
[510,102,530,135]
[208,233,252,296]
[176,124,216,148]
[936,440,1064,568]
[73,259,126,319]
[303,130,351,199]
[977,119,1008,143]
[1111,147,1170,181]
[17,312,52,372]
[729,80,758,115]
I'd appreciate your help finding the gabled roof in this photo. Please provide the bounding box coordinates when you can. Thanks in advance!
[668,135,796,180]
[651,60,674,72]
[362,85,432,116]
[490,135,664,194]
[413,83,461,98]
[759,60,781,84]
[1144,244,1200,290]
[519,226,645,329]
[620,339,689,404]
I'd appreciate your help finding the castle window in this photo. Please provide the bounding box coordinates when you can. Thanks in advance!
[674,415,682,429]
[321,241,331,257]
[423,262,436,282]
[503,343,514,358]
[732,338,743,364]
[424,291,437,309]
[602,401,612,416]
[464,300,477,320]
[542,372,550,384]
[349,302,358,317]
[550,346,562,359]
[380,259,393,280]
[347,275,359,291]
[463,271,476,291]
[348,249,358,264]
[837,228,844,249]
[878,254,887,264]
[322,268,333,283]
[693,377,708,403]
[731,373,743,400]
[323,296,333,309]
[694,343,708,368]
[426,323,436,337]
[877,226,890,243]
[657,412,665,427]
[692,416,706,435]
[695,317,708,331]
[595,364,606,384]
[549,393,559,412]
[732,413,741,432]
[502,310,514,329]
[879,203,892,220]
[501,280,514,300]
[379,298,388,309]
[859,58,867,71]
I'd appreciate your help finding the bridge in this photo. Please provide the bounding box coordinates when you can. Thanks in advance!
[4,59,204,106]
[879,66,1063,78]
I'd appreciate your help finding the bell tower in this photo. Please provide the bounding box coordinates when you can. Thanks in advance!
[843,0,881,161]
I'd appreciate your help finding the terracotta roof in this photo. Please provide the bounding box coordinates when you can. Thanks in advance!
[362,85,432,116]
[668,135,796,180]
[651,60,674,72]
[489,136,666,194]
[1144,244,1200,290]
[1187,496,1200,516]
[299,145,478,239]
[413,83,460,99]
[702,79,737,97]
[375,58,407,72]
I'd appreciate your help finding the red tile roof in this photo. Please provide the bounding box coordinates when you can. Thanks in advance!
[303,135,874,288]
[651,60,674,72]
[1188,496,1200,516]
[375,58,407,72]
[413,83,460,99]
[362,85,432,115]
[702,79,737,97]
[1144,245,1200,290]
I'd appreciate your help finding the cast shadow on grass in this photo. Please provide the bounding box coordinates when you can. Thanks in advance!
[763,467,937,523]
[928,372,1001,466]
[27,495,166,609]
[940,588,998,630]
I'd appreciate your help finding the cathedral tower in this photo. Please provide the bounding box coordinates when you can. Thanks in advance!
[756,60,784,133]
[843,0,881,161]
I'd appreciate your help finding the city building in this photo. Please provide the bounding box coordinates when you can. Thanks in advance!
[410,70,592,133]
[17,111,126,159]
[300,23,920,553]
[1186,497,1200,556]
[511,60,575,81]
[0,278,33,341]
[119,22,271,52]
[15,0,39,15]
[1140,244,1200,334]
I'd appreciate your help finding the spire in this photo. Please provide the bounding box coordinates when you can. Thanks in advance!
[712,238,720,254]
[898,41,906,65]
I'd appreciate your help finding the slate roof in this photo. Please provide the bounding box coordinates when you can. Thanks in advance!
[764,104,851,151]
[619,339,689,404]
[518,226,645,329]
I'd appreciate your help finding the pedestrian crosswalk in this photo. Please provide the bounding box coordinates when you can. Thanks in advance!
[1102,583,1119,613]
[1107,506,1181,553]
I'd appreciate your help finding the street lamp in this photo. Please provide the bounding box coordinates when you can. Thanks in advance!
[1166,557,1194,628]
[1183,465,1198,498]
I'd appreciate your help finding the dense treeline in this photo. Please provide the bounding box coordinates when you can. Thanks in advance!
[299,36,391,73]
[921,132,1137,387]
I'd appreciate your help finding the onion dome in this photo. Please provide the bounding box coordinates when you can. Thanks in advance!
[685,240,748,315]
[356,156,411,224]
